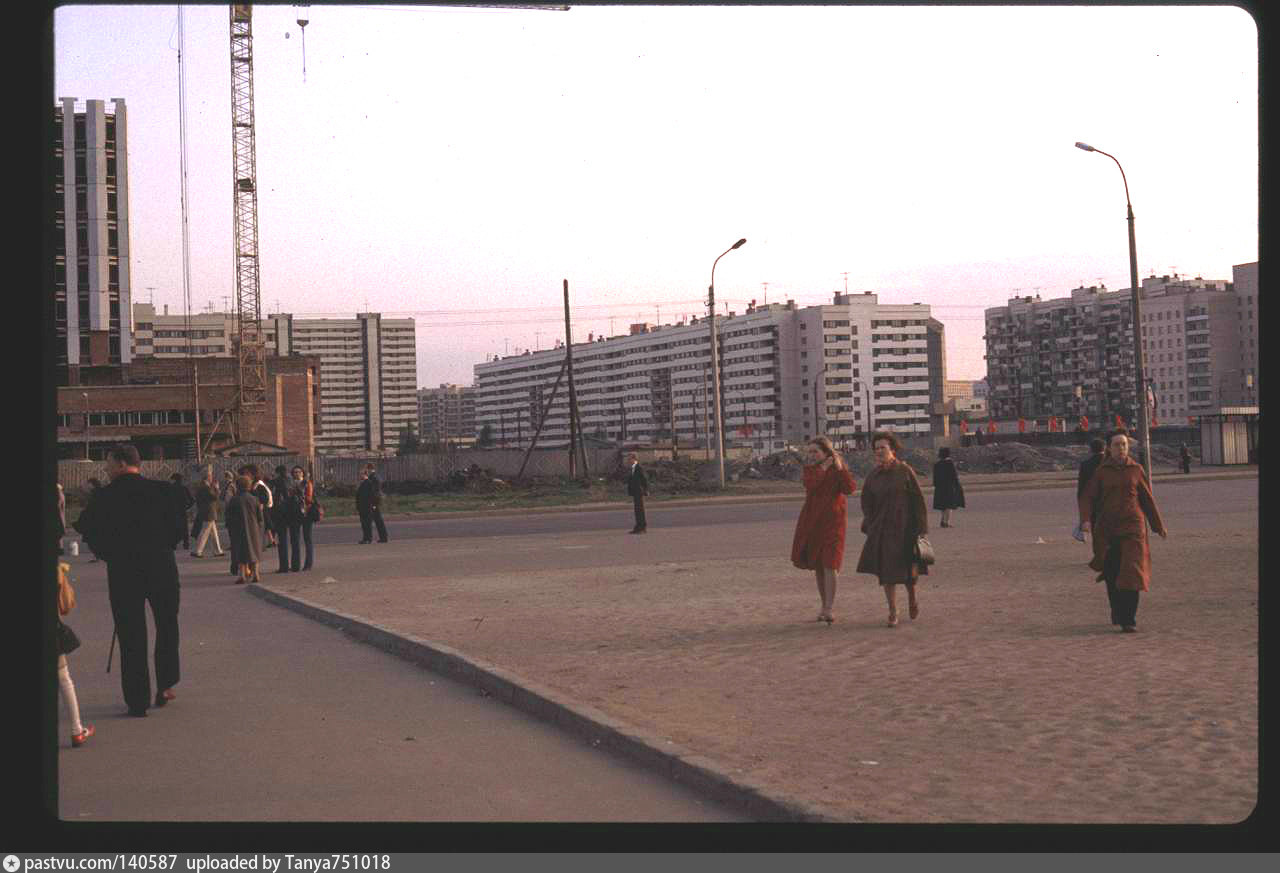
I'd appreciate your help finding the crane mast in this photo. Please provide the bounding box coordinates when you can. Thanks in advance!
[229,4,266,441]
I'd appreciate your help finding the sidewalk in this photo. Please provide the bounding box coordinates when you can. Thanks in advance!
[253,476,1259,823]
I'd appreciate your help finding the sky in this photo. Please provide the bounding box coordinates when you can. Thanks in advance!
[52,4,1257,384]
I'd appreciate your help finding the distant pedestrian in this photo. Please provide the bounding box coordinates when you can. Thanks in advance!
[190,471,225,559]
[221,471,239,575]
[169,473,195,552]
[1073,438,1106,542]
[56,483,67,554]
[73,444,185,717]
[356,464,388,544]
[225,474,264,585]
[295,466,318,571]
[856,431,929,628]
[269,465,297,573]
[931,447,965,528]
[1180,443,1192,475]
[625,452,649,534]
[1079,429,1168,633]
[790,436,856,624]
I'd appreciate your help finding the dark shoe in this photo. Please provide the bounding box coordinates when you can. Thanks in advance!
[909,600,920,620]
[1121,625,1138,633]
[127,707,148,718]
[358,540,371,544]
[71,724,95,747]
[302,565,312,571]
[276,568,290,573]
[154,688,176,708]
[234,578,246,585]
[191,553,203,559]
[378,539,388,543]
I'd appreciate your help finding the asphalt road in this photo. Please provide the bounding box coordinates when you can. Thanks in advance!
[55,553,743,822]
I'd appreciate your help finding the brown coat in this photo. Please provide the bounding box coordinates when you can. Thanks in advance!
[791,464,857,571]
[1078,455,1166,592]
[856,460,929,584]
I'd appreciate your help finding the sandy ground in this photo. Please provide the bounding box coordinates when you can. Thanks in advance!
[262,477,1258,823]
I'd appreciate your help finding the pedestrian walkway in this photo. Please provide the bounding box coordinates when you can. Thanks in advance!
[54,555,742,822]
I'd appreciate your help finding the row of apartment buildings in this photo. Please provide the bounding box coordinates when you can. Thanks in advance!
[472,294,948,450]
[983,264,1259,425]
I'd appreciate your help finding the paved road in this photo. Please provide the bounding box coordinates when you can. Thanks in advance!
[55,554,742,821]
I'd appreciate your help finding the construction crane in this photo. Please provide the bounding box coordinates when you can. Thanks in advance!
[228,4,267,444]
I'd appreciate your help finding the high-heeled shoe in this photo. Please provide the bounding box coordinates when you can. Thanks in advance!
[819,612,834,625]
[71,724,95,747]
[909,601,920,620]
[887,612,898,628]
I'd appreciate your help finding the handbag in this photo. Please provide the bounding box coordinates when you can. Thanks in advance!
[57,562,76,616]
[307,497,324,523]
[57,619,81,655]
[914,535,936,567]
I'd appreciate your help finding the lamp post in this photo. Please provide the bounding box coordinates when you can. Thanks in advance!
[82,392,90,459]
[1076,141,1152,483]
[708,238,746,487]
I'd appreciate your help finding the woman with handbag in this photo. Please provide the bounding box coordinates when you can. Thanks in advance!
[790,436,857,624]
[1079,428,1168,633]
[856,431,929,627]
[56,560,94,747]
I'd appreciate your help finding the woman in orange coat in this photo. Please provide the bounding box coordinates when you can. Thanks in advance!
[791,436,857,624]
[1079,428,1168,632]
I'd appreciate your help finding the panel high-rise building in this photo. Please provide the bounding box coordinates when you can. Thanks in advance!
[418,384,477,447]
[53,98,132,385]
[473,293,945,450]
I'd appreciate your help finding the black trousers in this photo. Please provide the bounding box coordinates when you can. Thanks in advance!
[632,495,647,531]
[359,507,388,542]
[277,520,302,571]
[1102,541,1140,627]
[106,557,181,713]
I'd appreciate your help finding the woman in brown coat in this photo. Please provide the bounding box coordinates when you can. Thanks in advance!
[1079,428,1168,632]
[790,436,857,624]
[225,475,264,584]
[856,431,929,627]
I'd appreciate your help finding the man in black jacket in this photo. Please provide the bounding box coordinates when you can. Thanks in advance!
[75,444,186,717]
[356,464,388,544]
[625,452,649,534]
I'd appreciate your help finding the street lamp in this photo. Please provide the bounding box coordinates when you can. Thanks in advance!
[82,392,89,459]
[708,238,746,488]
[1075,141,1152,482]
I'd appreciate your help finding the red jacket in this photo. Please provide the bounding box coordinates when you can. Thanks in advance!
[791,464,857,571]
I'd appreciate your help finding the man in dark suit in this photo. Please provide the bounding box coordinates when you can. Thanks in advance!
[356,463,389,544]
[625,452,649,534]
[74,444,186,717]
[1073,437,1106,542]
[169,472,195,552]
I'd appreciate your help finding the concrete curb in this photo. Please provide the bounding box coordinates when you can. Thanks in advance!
[326,469,1258,524]
[247,583,838,822]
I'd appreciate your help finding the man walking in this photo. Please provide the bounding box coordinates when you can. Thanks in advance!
[625,452,649,534]
[74,444,186,717]
[356,463,388,544]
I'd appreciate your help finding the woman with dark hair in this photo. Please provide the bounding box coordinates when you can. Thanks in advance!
[931,446,965,528]
[856,431,929,627]
[790,436,856,624]
[225,474,264,585]
[1079,428,1168,633]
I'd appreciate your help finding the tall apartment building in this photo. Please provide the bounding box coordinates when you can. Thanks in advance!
[1233,262,1259,405]
[418,384,477,446]
[984,272,1249,425]
[53,98,133,385]
[267,314,418,455]
[473,293,943,449]
[131,304,417,454]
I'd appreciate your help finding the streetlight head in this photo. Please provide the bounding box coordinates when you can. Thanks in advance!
[1075,142,1096,152]
[732,238,747,250]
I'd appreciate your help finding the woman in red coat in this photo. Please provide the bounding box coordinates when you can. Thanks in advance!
[791,436,857,624]
[1079,428,1168,632]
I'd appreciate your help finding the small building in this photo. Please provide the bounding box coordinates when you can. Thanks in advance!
[1197,406,1259,465]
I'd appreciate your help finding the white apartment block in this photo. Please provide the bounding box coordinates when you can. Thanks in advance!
[268,314,418,455]
[54,98,133,383]
[473,293,943,450]
[131,305,417,454]
[418,384,477,446]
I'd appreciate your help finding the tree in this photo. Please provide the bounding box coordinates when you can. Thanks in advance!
[477,423,495,448]
[397,421,421,456]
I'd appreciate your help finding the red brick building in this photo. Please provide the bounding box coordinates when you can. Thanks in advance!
[56,355,322,460]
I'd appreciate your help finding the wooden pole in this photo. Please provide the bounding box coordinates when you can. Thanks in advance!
[516,357,568,479]
[192,359,202,463]
[563,279,580,478]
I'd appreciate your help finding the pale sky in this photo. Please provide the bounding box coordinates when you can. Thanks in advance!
[52,4,1258,384]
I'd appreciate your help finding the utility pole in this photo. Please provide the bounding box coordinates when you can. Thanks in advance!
[193,360,202,463]
[670,375,677,460]
[563,279,582,478]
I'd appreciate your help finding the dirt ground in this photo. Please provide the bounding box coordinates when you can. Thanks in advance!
[263,475,1258,823]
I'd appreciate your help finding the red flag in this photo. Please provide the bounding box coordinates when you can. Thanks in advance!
[1049,416,1058,432]
[1115,415,1124,428]
[1018,418,1026,433]
[1080,415,1090,431]
[959,420,968,433]
[987,419,996,433]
